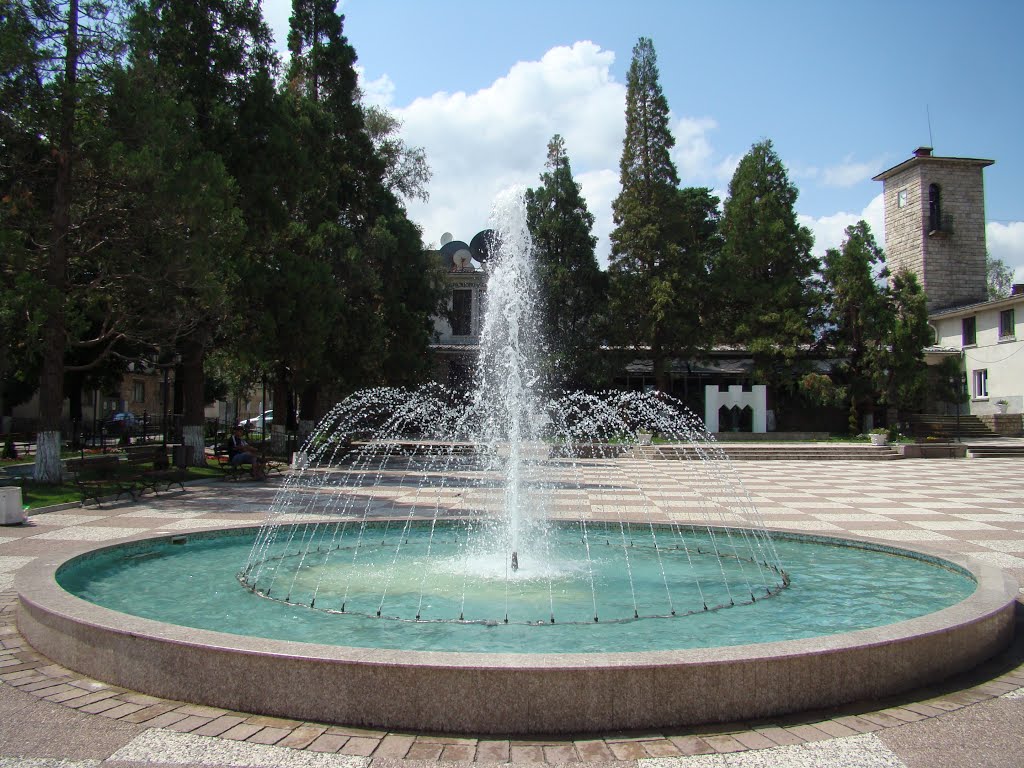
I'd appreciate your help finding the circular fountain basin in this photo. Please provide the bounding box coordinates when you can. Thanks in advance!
[17,524,1017,735]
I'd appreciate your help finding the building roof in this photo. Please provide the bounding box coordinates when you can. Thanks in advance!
[928,292,1024,321]
[872,153,994,182]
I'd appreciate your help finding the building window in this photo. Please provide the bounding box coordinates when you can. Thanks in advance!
[897,189,907,208]
[451,289,473,336]
[999,308,1015,340]
[928,183,941,233]
[132,381,145,403]
[973,369,988,399]
[961,316,977,346]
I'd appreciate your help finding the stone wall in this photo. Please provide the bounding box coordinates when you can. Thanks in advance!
[883,159,988,312]
[977,413,1023,436]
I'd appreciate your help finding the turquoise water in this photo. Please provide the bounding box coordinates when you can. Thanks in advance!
[57,524,975,654]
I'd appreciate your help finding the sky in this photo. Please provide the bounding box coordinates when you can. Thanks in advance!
[261,0,1024,281]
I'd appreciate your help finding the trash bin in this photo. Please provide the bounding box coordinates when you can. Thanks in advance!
[172,445,194,468]
[0,487,26,525]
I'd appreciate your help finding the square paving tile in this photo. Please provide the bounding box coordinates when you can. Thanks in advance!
[30,526,150,542]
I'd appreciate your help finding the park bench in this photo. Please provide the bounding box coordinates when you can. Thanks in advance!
[213,443,258,481]
[2,432,36,460]
[65,456,133,507]
[123,445,187,496]
[213,441,285,481]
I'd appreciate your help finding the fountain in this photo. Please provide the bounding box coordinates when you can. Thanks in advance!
[16,188,1018,734]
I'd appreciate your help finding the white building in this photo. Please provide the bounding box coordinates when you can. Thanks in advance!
[930,291,1024,416]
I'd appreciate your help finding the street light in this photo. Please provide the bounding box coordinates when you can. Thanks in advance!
[949,372,965,443]
[161,352,182,448]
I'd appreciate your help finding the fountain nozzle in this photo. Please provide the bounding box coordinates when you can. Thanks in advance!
[511,551,519,572]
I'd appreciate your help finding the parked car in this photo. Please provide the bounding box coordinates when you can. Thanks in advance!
[104,411,140,435]
[238,410,273,431]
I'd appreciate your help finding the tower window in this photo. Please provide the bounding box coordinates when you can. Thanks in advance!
[961,316,977,346]
[928,183,942,233]
[897,189,907,208]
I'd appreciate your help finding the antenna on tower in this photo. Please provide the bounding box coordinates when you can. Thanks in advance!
[926,105,934,150]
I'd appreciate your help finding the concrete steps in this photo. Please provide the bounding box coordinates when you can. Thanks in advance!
[638,444,902,461]
[907,414,997,439]
[965,445,1024,459]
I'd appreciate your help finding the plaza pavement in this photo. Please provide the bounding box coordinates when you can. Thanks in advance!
[0,456,1022,767]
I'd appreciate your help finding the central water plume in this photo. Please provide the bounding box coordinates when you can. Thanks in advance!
[470,187,547,570]
[239,188,788,627]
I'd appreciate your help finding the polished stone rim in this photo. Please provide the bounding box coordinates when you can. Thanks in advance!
[16,525,1019,735]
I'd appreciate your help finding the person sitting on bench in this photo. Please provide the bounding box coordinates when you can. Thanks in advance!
[228,426,266,479]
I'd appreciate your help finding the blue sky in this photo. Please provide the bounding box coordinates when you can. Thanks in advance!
[261,0,1024,279]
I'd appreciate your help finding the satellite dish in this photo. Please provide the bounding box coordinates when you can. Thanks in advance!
[440,232,454,246]
[452,249,472,270]
[470,229,498,263]
[439,240,472,270]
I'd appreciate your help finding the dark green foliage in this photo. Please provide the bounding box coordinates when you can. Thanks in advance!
[878,270,932,414]
[717,139,821,396]
[929,355,968,407]
[608,38,719,392]
[821,221,889,432]
[525,135,607,390]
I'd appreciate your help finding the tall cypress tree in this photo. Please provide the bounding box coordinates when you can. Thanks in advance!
[717,139,820,402]
[526,135,607,390]
[125,0,276,463]
[609,37,718,393]
[821,221,889,433]
[9,0,136,480]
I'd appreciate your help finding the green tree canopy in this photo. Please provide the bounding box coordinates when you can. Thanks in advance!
[717,139,821,399]
[820,220,889,433]
[608,37,719,393]
[525,134,607,391]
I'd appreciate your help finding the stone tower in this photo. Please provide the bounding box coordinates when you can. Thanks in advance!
[873,148,993,312]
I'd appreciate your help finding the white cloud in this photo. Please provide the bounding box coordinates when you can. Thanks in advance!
[798,193,885,257]
[670,116,717,180]
[820,157,877,188]
[577,168,620,268]
[395,41,626,260]
[987,221,1024,283]
[356,67,395,108]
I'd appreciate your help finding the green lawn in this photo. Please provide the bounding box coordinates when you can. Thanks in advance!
[10,462,225,510]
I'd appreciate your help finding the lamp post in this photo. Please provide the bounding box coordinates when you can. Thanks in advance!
[162,365,170,449]
[160,353,182,448]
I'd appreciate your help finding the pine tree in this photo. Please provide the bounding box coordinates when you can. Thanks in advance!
[609,37,718,393]
[718,139,821,402]
[879,270,932,415]
[124,0,276,463]
[525,135,607,390]
[821,221,889,433]
[7,0,136,480]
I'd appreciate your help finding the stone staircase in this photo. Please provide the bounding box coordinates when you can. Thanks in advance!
[906,413,997,440]
[636,444,902,461]
[965,443,1024,459]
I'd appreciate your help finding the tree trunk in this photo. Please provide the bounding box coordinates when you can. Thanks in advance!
[179,336,207,466]
[271,369,289,455]
[34,0,79,483]
[298,383,319,450]
[67,372,83,448]
[652,345,668,393]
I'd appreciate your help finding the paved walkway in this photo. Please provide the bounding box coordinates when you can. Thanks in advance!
[1,458,1023,767]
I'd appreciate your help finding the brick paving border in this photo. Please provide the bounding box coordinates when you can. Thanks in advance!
[3,590,1022,762]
